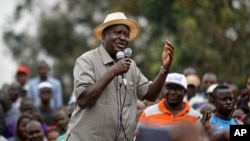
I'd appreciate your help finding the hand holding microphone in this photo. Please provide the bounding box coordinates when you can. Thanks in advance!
[116,48,132,86]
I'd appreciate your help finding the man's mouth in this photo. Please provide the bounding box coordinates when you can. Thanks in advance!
[225,106,233,109]
[116,43,126,48]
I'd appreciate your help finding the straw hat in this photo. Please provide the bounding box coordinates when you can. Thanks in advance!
[93,12,140,41]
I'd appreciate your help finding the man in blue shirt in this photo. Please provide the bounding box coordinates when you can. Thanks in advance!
[209,84,240,133]
[27,60,63,109]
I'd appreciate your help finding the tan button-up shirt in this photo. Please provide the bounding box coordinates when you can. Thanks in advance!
[66,45,151,141]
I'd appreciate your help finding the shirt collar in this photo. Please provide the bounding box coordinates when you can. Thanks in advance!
[158,98,190,115]
[98,44,114,65]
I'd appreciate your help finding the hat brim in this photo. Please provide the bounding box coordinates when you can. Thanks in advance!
[17,71,28,75]
[93,19,140,41]
[165,82,187,90]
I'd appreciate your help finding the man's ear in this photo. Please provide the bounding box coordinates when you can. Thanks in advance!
[210,97,215,104]
[210,93,215,103]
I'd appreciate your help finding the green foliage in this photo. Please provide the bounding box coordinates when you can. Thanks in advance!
[3,0,250,103]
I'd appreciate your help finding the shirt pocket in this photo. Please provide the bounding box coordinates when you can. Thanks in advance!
[122,82,134,106]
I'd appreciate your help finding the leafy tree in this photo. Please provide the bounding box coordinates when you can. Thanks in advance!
[134,0,250,87]
[3,0,250,103]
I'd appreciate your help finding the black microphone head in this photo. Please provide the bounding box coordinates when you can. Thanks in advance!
[124,48,132,58]
[116,51,125,59]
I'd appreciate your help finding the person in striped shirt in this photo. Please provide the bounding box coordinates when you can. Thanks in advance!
[135,73,203,140]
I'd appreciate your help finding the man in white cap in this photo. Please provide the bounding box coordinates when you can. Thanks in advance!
[135,73,202,140]
[36,81,55,128]
[66,12,175,141]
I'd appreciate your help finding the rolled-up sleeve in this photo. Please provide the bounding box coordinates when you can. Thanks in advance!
[73,55,95,99]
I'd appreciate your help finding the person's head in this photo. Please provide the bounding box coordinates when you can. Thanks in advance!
[16,114,33,140]
[186,74,200,100]
[212,84,234,118]
[0,104,5,136]
[8,82,22,103]
[0,90,12,113]
[46,128,61,141]
[223,81,239,102]
[232,108,245,121]
[20,97,35,115]
[53,109,69,132]
[183,67,196,76]
[242,113,250,125]
[37,60,50,80]
[206,83,218,104]
[26,120,45,141]
[164,73,187,106]
[239,88,249,100]
[201,72,217,92]
[93,12,140,59]
[1,83,9,93]
[236,88,250,114]
[38,82,53,104]
[247,76,250,96]
[16,65,29,86]
[31,112,44,126]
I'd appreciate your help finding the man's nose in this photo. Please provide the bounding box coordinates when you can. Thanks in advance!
[119,34,126,39]
[226,99,232,104]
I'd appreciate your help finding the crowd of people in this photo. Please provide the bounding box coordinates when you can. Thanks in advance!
[0,60,70,141]
[0,12,250,141]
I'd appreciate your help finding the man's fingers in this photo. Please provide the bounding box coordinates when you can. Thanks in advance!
[165,41,174,55]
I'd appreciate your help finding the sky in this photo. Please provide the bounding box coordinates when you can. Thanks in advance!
[0,0,60,88]
[0,0,18,88]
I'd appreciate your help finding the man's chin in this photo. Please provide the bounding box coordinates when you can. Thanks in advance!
[223,108,234,113]
[168,102,180,107]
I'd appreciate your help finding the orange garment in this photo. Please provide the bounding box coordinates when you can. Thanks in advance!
[137,99,201,128]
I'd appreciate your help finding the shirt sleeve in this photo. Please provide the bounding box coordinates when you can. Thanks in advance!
[73,55,95,99]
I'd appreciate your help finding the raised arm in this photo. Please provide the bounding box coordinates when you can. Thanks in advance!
[143,40,174,101]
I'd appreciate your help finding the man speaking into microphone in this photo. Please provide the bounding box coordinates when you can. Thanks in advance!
[66,12,174,141]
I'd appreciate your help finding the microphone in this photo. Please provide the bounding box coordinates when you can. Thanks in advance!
[115,48,132,86]
[116,51,125,86]
[116,51,125,60]
[123,48,133,86]
[124,48,132,58]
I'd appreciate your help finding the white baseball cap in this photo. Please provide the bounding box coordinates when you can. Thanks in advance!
[165,73,187,90]
[38,81,52,90]
[206,83,218,94]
